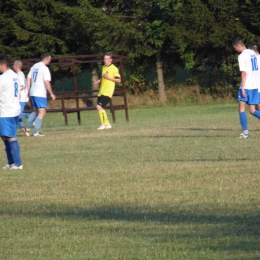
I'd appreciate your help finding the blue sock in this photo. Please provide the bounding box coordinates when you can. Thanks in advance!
[33,117,43,134]
[253,110,260,119]
[26,112,37,128]
[4,140,14,165]
[9,140,22,166]
[239,112,248,131]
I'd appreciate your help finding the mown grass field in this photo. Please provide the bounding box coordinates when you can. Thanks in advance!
[0,103,260,260]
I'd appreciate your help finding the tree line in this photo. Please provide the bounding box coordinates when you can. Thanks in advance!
[1,0,260,101]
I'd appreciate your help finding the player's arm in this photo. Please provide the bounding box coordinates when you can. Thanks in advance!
[102,72,121,83]
[94,79,101,86]
[45,80,56,100]
[241,71,247,97]
[18,74,25,90]
[26,77,31,97]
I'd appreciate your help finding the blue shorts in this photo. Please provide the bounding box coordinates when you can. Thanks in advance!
[0,117,19,138]
[237,89,259,105]
[31,96,47,109]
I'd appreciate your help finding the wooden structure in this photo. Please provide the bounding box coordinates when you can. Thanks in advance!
[21,54,129,125]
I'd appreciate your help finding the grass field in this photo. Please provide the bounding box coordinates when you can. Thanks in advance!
[0,103,260,260]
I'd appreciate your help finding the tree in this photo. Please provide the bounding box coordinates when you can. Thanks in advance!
[164,0,260,92]
[72,0,184,102]
[0,0,71,58]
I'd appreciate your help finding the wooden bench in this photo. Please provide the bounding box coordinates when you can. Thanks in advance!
[24,89,129,126]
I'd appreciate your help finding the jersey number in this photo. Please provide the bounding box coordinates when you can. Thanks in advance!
[251,57,259,71]
[14,82,18,97]
[33,71,38,82]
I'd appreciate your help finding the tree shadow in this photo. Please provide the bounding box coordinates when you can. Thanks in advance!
[0,202,259,254]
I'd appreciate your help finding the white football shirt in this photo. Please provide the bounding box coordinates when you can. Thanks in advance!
[17,71,29,102]
[0,69,21,117]
[238,49,260,90]
[27,62,51,97]
[256,55,260,92]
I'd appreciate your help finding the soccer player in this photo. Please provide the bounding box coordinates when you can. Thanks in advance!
[13,60,30,135]
[233,38,260,138]
[25,52,56,136]
[0,55,23,169]
[247,42,260,111]
[93,52,121,130]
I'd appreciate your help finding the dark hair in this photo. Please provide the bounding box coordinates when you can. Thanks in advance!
[248,42,259,53]
[232,37,245,47]
[104,52,113,58]
[41,52,51,60]
[0,54,11,68]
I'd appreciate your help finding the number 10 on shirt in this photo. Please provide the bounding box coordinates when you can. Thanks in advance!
[251,57,258,71]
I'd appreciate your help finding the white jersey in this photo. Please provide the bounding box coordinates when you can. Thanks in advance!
[238,49,260,90]
[27,62,51,98]
[257,55,260,92]
[0,69,21,117]
[17,71,29,102]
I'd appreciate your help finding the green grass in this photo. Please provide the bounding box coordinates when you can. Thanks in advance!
[0,103,260,260]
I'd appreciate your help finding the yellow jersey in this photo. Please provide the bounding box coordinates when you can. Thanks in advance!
[98,64,120,98]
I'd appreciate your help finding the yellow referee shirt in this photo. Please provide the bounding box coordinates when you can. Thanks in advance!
[98,64,121,98]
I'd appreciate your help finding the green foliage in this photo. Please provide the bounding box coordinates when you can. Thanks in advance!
[180,52,195,70]
[0,0,70,58]
[2,0,260,97]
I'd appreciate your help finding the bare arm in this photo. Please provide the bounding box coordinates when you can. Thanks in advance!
[102,72,121,83]
[27,77,31,98]
[45,80,56,100]
[93,79,101,86]
[241,71,247,97]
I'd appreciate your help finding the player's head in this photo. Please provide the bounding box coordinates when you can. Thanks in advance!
[41,52,52,65]
[248,42,259,55]
[104,52,112,66]
[0,54,11,73]
[232,37,246,53]
[13,60,23,72]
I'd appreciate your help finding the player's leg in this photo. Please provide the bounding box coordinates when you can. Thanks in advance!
[249,105,260,118]
[1,117,22,169]
[9,137,22,169]
[19,102,27,134]
[26,97,38,130]
[248,89,260,119]
[28,97,47,136]
[19,101,30,121]
[2,137,14,168]
[237,88,249,138]
[0,118,14,168]
[97,104,105,126]
[96,96,111,130]
[32,107,46,136]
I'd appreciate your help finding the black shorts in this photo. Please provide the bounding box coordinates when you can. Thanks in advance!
[97,95,110,108]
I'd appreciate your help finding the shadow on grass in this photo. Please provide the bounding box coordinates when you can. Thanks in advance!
[159,158,249,162]
[176,128,231,132]
[1,203,259,224]
[1,203,259,256]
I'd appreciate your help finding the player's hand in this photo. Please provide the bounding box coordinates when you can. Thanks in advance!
[51,93,56,100]
[93,80,100,86]
[242,89,246,98]
[103,71,110,79]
